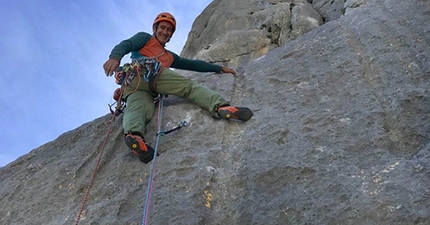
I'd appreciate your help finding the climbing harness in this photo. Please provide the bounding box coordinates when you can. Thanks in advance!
[109,57,162,118]
[115,57,162,91]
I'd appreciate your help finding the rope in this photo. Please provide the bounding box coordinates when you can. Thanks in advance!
[75,72,131,225]
[141,94,164,225]
[74,106,117,225]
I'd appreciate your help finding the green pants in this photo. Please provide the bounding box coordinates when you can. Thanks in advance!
[122,68,229,136]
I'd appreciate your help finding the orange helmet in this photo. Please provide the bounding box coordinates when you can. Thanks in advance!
[153,12,176,33]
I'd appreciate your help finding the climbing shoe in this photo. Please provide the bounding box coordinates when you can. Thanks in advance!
[125,134,155,164]
[217,106,253,122]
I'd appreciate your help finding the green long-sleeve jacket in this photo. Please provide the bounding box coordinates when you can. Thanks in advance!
[109,32,222,73]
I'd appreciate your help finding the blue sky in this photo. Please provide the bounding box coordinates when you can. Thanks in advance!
[0,0,213,167]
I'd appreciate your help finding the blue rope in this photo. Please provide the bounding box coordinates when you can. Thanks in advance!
[142,94,164,225]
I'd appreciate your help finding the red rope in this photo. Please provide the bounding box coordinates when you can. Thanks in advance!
[74,77,129,224]
[75,63,141,224]
[74,111,116,225]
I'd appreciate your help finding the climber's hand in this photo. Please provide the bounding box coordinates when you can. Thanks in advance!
[103,58,120,76]
[221,66,237,77]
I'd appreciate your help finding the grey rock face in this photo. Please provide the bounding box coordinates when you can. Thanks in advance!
[312,0,346,21]
[181,0,323,65]
[311,0,371,22]
[345,0,369,15]
[1,0,429,224]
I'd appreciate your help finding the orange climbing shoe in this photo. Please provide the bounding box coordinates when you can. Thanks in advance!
[217,106,253,122]
[125,134,155,163]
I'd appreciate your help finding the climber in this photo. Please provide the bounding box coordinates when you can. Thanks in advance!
[103,12,253,163]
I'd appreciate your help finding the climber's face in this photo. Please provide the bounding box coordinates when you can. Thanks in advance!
[154,21,173,46]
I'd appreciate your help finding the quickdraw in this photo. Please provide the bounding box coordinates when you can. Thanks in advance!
[108,101,125,117]
[157,120,187,136]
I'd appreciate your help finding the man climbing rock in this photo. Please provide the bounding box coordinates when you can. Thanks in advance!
[103,12,253,163]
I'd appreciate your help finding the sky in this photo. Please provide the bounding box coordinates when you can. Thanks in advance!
[0,0,213,167]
